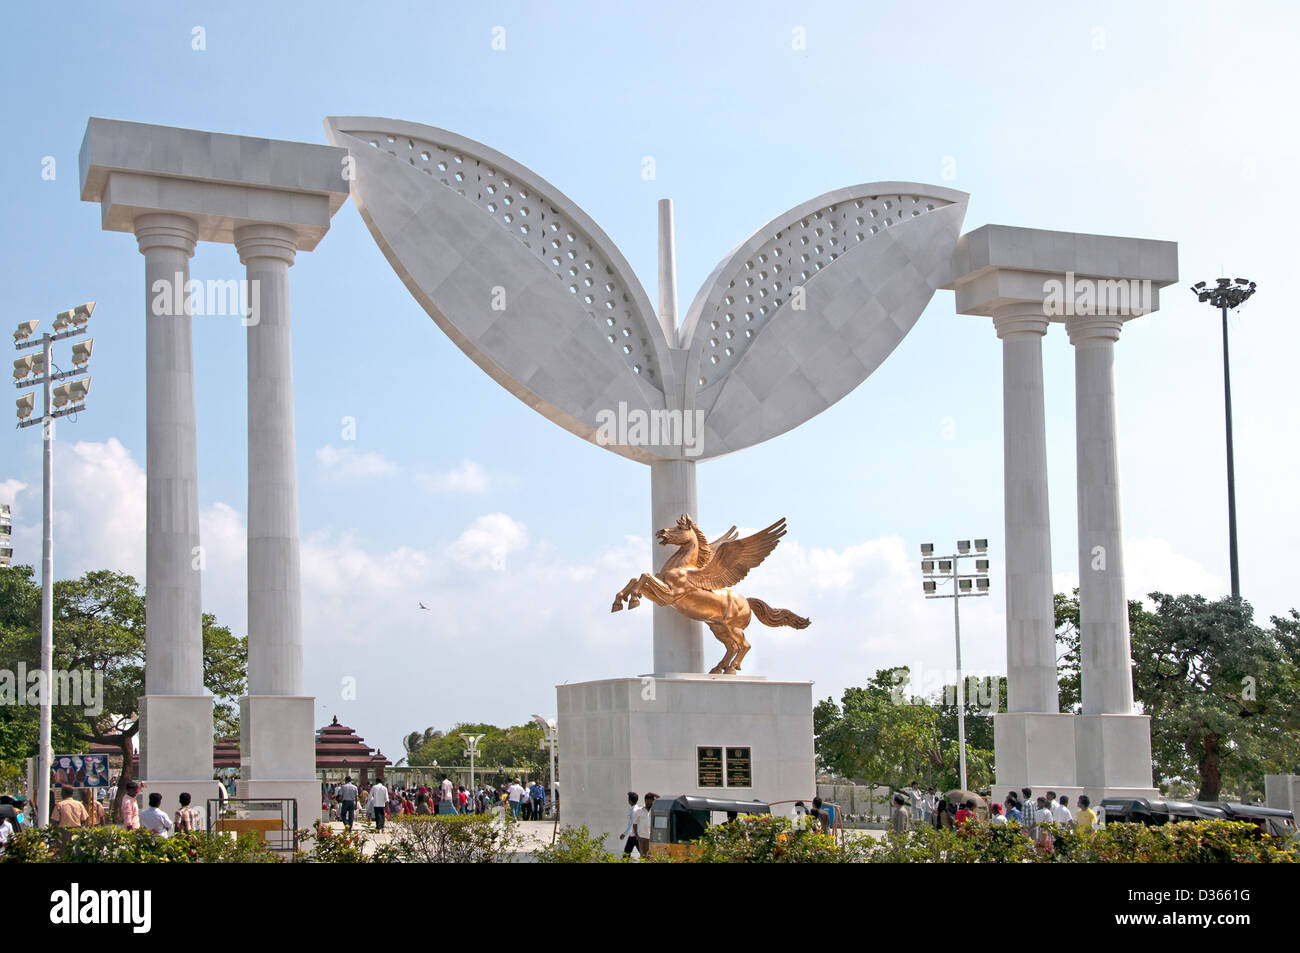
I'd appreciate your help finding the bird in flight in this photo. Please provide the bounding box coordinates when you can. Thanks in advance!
[418,602,429,610]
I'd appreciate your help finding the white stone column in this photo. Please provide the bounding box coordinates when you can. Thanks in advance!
[1067,315,1134,715]
[137,214,204,696]
[650,459,703,674]
[235,224,304,697]
[1069,313,1153,794]
[134,213,215,806]
[234,224,318,812]
[992,305,1059,714]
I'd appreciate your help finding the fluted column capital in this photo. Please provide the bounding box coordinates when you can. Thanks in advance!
[1066,314,1124,347]
[992,303,1050,339]
[134,213,198,256]
[234,223,298,267]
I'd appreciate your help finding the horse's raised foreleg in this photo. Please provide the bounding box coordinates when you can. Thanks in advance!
[611,577,641,612]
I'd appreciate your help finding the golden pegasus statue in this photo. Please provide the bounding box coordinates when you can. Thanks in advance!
[612,515,811,674]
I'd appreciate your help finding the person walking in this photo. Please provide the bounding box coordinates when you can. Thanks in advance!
[507,779,526,819]
[529,779,545,820]
[635,793,657,857]
[439,775,456,815]
[337,776,359,831]
[51,786,88,830]
[890,794,911,834]
[174,792,204,832]
[368,777,389,831]
[619,791,641,857]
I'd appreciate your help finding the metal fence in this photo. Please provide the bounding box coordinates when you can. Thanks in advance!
[206,797,299,854]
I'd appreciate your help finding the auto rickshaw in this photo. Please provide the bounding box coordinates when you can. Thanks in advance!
[647,794,771,859]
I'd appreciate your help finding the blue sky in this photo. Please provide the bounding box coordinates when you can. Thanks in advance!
[2,0,1297,760]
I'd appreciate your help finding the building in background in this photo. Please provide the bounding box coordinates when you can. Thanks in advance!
[0,503,12,566]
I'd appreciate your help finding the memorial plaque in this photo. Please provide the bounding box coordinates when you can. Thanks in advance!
[725,747,752,787]
[697,746,724,788]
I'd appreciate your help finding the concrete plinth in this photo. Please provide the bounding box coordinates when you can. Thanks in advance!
[557,675,815,853]
[992,711,1156,804]
[1075,713,1156,795]
[139,694,214,782]
[992,712,1078,795]
[239,695,320,823]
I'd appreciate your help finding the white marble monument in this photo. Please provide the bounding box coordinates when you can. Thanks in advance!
[79,118,350,820]
[325,116,969,843]
[945,225,1177,800]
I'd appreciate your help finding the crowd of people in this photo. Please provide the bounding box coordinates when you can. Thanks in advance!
[890,783,1102,852]
[0,778,208,842]
[324,775,552,831]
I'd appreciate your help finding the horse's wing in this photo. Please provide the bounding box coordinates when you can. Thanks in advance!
[688,518,787,590]
[709,526,739,548]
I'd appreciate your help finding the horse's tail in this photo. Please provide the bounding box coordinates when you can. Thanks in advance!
[747,597,810,630]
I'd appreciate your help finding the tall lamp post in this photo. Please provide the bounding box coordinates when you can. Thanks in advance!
[13,302,95,828]
[1190,277,1256,599]
[532,714,557,818]
[920,539,990,792]
[460,733,484,794]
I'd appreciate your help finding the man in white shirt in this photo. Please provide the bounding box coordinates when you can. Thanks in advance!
[368,777,389,831]
[507,779,526,819]
[1052,794,1074,828]
[619,791,640,857]
[140,792,174,838]
[634,792,657,857]
[440,775,456,814]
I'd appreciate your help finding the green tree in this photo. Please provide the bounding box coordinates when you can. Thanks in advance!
[0,565,247,811]
[814,667,994,791]
[1055,589,1300,800]
[406,721,549,784]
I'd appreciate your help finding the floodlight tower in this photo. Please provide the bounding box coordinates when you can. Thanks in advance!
[13,302,95,828]
[1189,277,1256,599]
[920,538,990,792]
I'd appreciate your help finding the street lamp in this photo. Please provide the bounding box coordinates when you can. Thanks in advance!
[532,713,558,819]
[460,734,484,793]
[1190,277,1255,599]
[920,539,990,792]
[13,302,96,828]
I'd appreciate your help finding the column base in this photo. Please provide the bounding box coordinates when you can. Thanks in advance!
[139,694,214,781]
[1075,713,1156,795]
[239,695,320,823]
[557,675,815,854]
[992,712,1158,805]
[992,712,1078,795]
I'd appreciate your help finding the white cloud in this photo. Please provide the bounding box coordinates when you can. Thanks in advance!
[0,479,27,506]
[416,459,491,493]
[1123,536,1225,605]
[448,513,528,570]
[314,444,399,481]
